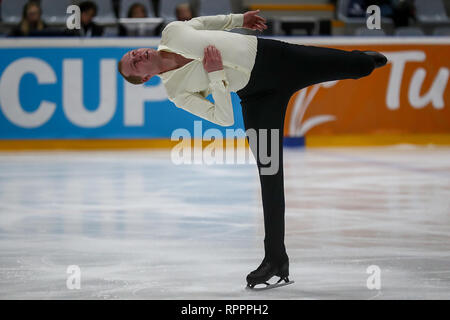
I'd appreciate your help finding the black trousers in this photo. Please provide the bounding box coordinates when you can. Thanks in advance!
[236,38,375,263]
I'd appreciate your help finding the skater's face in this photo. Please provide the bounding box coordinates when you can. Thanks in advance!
[119,48,159,84]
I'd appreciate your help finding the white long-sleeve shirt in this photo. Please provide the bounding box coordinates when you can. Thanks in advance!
[157,14,258,126]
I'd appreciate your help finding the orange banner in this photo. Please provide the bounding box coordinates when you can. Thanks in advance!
[284,42,450,139]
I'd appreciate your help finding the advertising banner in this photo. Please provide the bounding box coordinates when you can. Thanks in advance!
[0,39,244,140]
[284,40,450,140]
[1,38,449,147]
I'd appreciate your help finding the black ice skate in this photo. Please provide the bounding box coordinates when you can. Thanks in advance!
[246,258,294,291]
[363,51,388,69]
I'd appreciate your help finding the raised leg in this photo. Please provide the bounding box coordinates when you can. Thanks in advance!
[279,42,376,94]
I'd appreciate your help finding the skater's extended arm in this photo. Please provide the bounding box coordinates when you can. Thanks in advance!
[168,13,243,31]
[167,10,267,32]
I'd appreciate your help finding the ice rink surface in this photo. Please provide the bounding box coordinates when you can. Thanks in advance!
[0,145,449,299]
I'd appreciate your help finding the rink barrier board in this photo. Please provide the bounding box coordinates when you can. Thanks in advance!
[1,37,449,149]
[282,39,450,140]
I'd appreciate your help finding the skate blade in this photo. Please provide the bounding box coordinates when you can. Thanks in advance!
[245,280,294,291]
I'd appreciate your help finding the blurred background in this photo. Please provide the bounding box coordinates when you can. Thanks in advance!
[0,0,449,37]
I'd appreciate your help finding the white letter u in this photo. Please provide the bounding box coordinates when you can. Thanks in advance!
[63,59,116,128]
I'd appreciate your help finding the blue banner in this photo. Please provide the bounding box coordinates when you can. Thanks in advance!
[0,43,245,140]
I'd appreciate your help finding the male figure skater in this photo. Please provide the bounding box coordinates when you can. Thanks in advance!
[118,10,387,289]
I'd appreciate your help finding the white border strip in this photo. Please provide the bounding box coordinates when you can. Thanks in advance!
[0,36,450,48]
[270,36,450,45]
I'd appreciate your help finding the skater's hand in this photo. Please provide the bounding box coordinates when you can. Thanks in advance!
[243,10,267,32]
[203,45,223,73]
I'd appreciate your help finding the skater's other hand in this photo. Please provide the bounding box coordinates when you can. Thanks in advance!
[203,45,223,73]
[243,10,267,32]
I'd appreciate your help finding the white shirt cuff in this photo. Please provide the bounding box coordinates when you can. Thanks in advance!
[207,69,227,83]
[234,13,244,28]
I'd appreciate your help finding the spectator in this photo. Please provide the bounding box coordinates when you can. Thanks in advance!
[391,0,416,27]
[347,0,366,17]
[78,1,104,37]
[128,3,148,18]
[175,3,193,21]
[9,1,47,37]
[119,3,149,36]
[347,0,394,18]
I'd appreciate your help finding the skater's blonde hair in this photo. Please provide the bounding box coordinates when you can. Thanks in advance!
[118,61,144,85]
